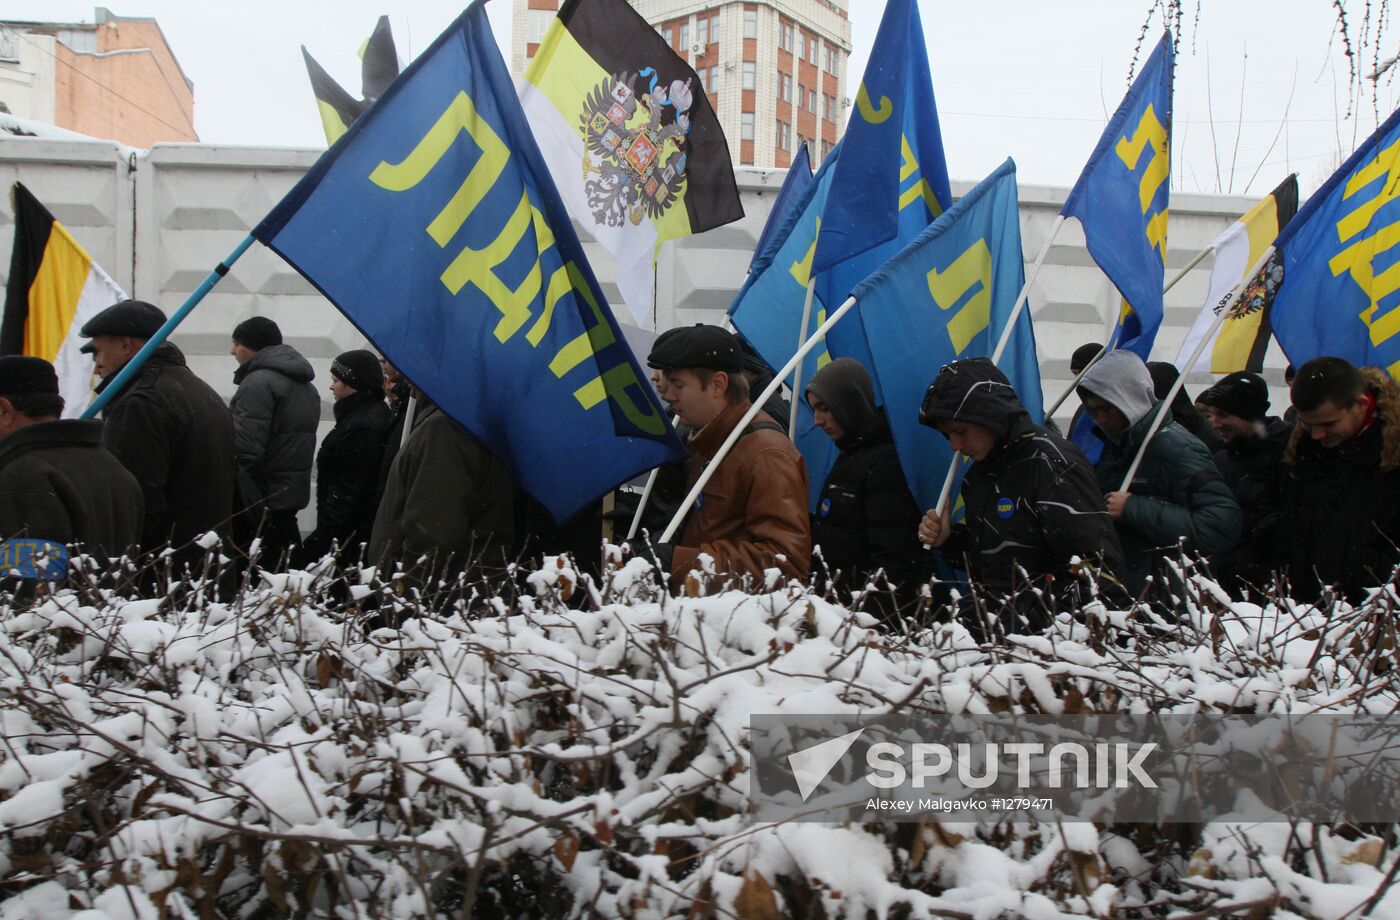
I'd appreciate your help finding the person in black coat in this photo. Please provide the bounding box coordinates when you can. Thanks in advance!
[302,350,392,563]
[804,358,928,618]
[1277,357,1400,602]
[0,357,143,562]
[81,300,235,562]
[1147,361,1223,454]
[918,358,1129,632]
[1195,371,1290,594]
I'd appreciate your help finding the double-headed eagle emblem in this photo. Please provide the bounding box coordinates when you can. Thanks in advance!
[579,67,693,228]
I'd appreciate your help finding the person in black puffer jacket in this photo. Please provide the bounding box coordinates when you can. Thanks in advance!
[805,358,929,621]
[919,358,1129,634]
[1148,361,1223,454]
[302,350,392,564]
[229,317,319,564]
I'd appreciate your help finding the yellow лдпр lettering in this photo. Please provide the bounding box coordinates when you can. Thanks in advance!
[927,238,993,355]
[370,90,665,431]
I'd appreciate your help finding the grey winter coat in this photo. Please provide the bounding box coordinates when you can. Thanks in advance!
[0,419,144,557]
[230,344,319,512]
[1080,352,1242,595]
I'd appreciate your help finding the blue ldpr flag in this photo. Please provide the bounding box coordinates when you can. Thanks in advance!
[727,147,842,508]
[1269,104,1400,378]
[1062,31,1174,361]
[852,159,1043,513]
[812,0,953,367]
[253,1,683,522]
[749,143,812,271]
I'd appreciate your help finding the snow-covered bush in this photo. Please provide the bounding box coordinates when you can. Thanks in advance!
[0,551,1398,918]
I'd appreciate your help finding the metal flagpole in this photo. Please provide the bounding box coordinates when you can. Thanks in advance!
[660,294,859,544]
[82,234,257,419]
[1116,246,1276,491]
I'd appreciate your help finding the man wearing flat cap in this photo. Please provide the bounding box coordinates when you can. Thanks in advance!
[228,316,318,564]
[1196,371,1291,593]
[81,299,235,558]
[0,356,143,561]
[639,324,810,593]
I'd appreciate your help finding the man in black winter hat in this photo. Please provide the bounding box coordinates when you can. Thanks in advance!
[1195,371,1291,594]
[228,316,318,565]
[80,300,235,559]
[0,356,143,568]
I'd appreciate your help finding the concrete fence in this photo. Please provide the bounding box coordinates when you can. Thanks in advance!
[0,135,1290,467]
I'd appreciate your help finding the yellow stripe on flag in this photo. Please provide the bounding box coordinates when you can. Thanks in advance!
[1209,195,1279,372]
[26,220,92,362]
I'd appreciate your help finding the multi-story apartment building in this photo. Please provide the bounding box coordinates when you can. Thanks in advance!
[512,0,851,169]
[0,7,196,147]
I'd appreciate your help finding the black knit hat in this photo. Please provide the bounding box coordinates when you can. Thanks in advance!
[647,324,743,373]
[331,349,383,394]
[1198,371,1270,421]
[232,316,282,352]
[0,355,59,396]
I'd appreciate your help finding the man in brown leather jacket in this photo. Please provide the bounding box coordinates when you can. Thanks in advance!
[637,324,811,593]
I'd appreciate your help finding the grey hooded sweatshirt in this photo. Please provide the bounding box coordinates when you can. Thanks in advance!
[1079,351,1241,595]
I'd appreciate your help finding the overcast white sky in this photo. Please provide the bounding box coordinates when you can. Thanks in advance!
[7,1,1393,197]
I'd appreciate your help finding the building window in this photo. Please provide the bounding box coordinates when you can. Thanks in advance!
[710,66,719,95]
[808,89,817,112]
[679,22,690,50]
[796,32,805,62]
[741,112,754,140]
[527,9,554,44]
[776,120,791,151]
[743,8,757,39]
[742,61,756,90]
[824,94,838,120]
[828,46,840,76]
[780,73,792,102]
[696,17,708,48]
[809,36,819,63]
[781,22,794,53]
[663,24,673,46]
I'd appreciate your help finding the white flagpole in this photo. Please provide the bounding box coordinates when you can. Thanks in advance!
[787,277,818,440]
[1115,245,1275,491]
[660,294,859,544]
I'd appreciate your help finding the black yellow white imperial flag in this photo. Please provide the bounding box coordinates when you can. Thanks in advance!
[518,0,743,325]
[1,182,126,418]
[302,15,400,145]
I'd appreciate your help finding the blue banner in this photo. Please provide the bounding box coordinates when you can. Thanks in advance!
[253,1,683,522]
[1061,32,1173,361]
[852,159,1043,512]
[1270,104,1400,378]
[727,149,841,507]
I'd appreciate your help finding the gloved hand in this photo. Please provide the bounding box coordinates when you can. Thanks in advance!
[626,538,674,570]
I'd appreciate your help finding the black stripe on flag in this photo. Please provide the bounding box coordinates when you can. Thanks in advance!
[555,0,742,234]
[2,182,55,355]
[1248,174,1301,371]
[302,46,367,139]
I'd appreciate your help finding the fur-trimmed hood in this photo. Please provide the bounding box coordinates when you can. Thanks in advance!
[1285,366,1400,471]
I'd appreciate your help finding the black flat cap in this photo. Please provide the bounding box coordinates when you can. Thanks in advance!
[647,324,743,373]
[79,299,167,354]
[0,355,59,396]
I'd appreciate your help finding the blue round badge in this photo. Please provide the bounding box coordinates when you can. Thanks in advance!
[995,497,1015,519]
[819,498,832,517]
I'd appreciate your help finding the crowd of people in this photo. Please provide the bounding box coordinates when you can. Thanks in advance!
[1,304,1397,630]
